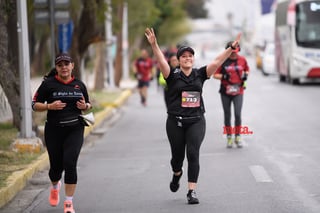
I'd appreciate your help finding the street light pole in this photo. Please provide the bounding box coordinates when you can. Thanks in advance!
[50,0,56,67]
[13,0,43,153]
[122,1,129,80]
[17,0,33,138]
[105,0,115,89]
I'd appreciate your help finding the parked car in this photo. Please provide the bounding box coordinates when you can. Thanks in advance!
[261,42,275,75]
[255,48,263,70]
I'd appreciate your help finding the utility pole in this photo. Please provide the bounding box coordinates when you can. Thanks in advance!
[49,0,56,67]
[13,0,42,153]
[122,1,129,80]
[17,0,33,138]
[105,0,115,89]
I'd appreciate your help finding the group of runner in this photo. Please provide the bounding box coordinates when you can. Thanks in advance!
[31,27,249,212]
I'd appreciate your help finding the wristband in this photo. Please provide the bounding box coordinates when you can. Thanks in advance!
[230,44,236,50]
[31,102,36,111]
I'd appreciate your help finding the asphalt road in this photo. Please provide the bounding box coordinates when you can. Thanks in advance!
[2,52,320,213]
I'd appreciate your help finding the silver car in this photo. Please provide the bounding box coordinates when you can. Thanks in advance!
[261,42,275,75]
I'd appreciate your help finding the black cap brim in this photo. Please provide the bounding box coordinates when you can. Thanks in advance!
[177,46,194,58]
[55,54,72,65]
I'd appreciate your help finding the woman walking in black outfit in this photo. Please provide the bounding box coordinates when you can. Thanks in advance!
[145,28,241,204]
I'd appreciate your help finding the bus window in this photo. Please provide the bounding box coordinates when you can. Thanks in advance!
[296,1,320,48]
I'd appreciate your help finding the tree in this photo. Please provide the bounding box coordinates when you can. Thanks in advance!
[0,0,108,129]
[69,0,106,80]
[27,0,51,77]
[113,0,124,87]
[111,0,158,86]
[0,0,21,129]
[93,42,106,90]
[184,0,208,19]
[27,0,107,80]
[152,0,191,45]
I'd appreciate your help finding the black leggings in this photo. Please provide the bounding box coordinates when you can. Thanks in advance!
[166,115,206,183]
[45,122,84,184]
[220,94,243,136]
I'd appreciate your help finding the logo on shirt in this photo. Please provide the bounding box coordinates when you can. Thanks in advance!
[225,65,244,71]
[173,68,181,74]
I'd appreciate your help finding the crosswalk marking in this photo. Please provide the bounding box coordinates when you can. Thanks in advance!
[249,165,273,183]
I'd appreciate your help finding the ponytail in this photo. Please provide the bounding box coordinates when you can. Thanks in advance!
[43,68,57,80]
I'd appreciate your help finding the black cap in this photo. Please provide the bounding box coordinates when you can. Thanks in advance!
[176,46,194,58]
[55,53,73,65]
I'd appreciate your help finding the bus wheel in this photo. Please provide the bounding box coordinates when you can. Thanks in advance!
[292,78,300,85]
[279,74,286,82]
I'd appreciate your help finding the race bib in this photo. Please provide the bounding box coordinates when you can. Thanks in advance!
[226,84,240,96]
[181,91,200,108]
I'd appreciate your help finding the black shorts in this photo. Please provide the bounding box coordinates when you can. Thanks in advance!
[138,80,150,88]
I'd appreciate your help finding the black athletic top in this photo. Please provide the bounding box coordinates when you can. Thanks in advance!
[165,66,209,117]
[32,75,90,125]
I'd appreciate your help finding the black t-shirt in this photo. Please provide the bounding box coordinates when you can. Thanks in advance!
[32,75,90,125]
[165,66,209,117]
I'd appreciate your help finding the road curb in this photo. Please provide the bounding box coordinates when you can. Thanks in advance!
[0,153,49,208]
[0,89,132,209]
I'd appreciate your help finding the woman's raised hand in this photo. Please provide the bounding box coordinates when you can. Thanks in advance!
[232,32,242,49]
[145,28,156,45]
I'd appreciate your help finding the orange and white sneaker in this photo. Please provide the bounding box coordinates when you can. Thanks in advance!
[64,200,75,213]
[49,181,61,207]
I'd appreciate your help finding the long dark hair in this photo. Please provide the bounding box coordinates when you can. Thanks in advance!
[43,68,57,80]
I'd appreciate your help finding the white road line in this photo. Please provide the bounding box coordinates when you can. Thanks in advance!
[249,165,273,183]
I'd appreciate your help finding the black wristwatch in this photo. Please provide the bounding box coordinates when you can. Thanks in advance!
[230,44,236,50]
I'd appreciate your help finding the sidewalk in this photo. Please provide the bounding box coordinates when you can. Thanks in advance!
[0,77,136,209]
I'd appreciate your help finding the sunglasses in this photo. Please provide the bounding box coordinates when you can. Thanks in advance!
[57,61,71,67]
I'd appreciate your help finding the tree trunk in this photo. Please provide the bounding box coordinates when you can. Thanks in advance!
[70,0,105,81]
[31,34,49,76]
[94,42,106,90]
[0,0,21,129]
[70,25,82,80]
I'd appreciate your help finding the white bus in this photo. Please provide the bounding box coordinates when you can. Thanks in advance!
[275,0,320,84]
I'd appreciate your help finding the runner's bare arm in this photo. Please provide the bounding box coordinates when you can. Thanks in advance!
[206,33,241,77]
[145,28,170,78]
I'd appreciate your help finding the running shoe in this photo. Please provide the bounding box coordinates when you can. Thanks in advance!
[64,200,75,213]
[187,190,199,204]
[226,136,233,148]
[49,181,61,207]
[235,136,243,148]
[170,170,183,192]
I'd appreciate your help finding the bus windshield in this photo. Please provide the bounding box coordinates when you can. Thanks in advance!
[296,1,320,48]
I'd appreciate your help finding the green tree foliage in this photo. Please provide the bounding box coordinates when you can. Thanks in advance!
[27,0,51,76]
[151,0,191,46]
[184,0,208,19]
[113,0,191,85]
[69,0,107,79]
[126,0,160,47]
